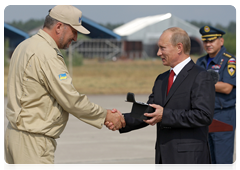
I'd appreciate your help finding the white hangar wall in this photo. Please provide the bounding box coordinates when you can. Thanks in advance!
[114,13,203,56]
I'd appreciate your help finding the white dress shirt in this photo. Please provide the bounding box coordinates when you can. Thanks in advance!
[170,57,191,82]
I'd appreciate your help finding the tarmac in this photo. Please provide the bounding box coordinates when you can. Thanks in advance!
[4,95,238,170]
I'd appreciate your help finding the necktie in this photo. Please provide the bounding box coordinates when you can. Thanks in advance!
[167,70,175,95]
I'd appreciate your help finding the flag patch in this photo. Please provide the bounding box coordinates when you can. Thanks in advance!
[59,73,67,80]
[228,58,236,65]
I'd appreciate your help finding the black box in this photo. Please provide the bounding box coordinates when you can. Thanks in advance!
[126,92,155,120]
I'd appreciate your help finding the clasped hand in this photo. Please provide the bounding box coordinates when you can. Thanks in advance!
[105,109,125,131]
[104,104,163,130]
[143,104,163,126]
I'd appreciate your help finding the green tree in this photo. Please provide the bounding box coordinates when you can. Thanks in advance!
[227,21,236,34]
[223,32,236,55]
[215,23,226,32]
[7,19,44,32]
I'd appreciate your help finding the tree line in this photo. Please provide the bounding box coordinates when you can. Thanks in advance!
[7,19,236,55]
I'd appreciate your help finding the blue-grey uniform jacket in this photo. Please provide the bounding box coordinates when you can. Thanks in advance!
[196,46,236,110]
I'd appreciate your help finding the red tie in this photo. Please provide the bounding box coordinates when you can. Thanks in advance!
[167,70,175,95]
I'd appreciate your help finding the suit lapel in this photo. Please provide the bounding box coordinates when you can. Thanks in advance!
[164,60,195,106]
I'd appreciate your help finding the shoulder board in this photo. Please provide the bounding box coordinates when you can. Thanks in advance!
[54,48,63,58]
[223,53,233,58]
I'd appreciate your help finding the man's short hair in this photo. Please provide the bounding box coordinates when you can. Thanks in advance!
[165,27,191,55]
[43,14,59,29]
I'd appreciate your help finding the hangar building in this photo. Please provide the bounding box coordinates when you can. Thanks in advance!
[5,13,203,60]
[4,23,29,55]
[113,13,203,56]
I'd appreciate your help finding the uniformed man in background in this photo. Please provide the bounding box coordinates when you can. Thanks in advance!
[196,25,236,164]
[5,5,125,164]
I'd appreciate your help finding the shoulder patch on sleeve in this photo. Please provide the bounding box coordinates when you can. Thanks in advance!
[228,58,236,65]
[54,48,63,58]
[228,58,236,76]
[228,65,236,76]
[59,73,67,80]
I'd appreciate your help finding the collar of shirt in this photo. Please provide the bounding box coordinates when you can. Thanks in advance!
[170,57,191,81]
[37,29,60,51]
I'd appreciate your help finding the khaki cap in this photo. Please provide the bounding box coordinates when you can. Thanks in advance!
[49,5,90,34]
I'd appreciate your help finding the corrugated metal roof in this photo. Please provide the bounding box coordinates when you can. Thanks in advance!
[4,23,29,39]
[113,13,172,36]
[82,16,121,40]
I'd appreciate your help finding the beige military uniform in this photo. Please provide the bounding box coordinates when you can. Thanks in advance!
[5,29,107,163]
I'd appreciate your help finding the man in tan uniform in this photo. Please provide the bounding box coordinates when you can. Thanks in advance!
[5,5,125,164]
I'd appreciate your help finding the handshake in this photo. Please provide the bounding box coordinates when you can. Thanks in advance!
[104,109,125,131]
[104,103,164,131]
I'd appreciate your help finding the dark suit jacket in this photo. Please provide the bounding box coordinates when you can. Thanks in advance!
[120,60,215,164]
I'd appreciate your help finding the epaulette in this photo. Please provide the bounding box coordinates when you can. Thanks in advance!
[54,48,63,58]
[223,53,233,58]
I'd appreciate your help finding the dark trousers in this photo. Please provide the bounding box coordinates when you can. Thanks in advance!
[157,157,163,170]
[208,107,236,164]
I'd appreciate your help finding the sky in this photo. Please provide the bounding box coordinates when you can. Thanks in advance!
[3,4,237,27]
